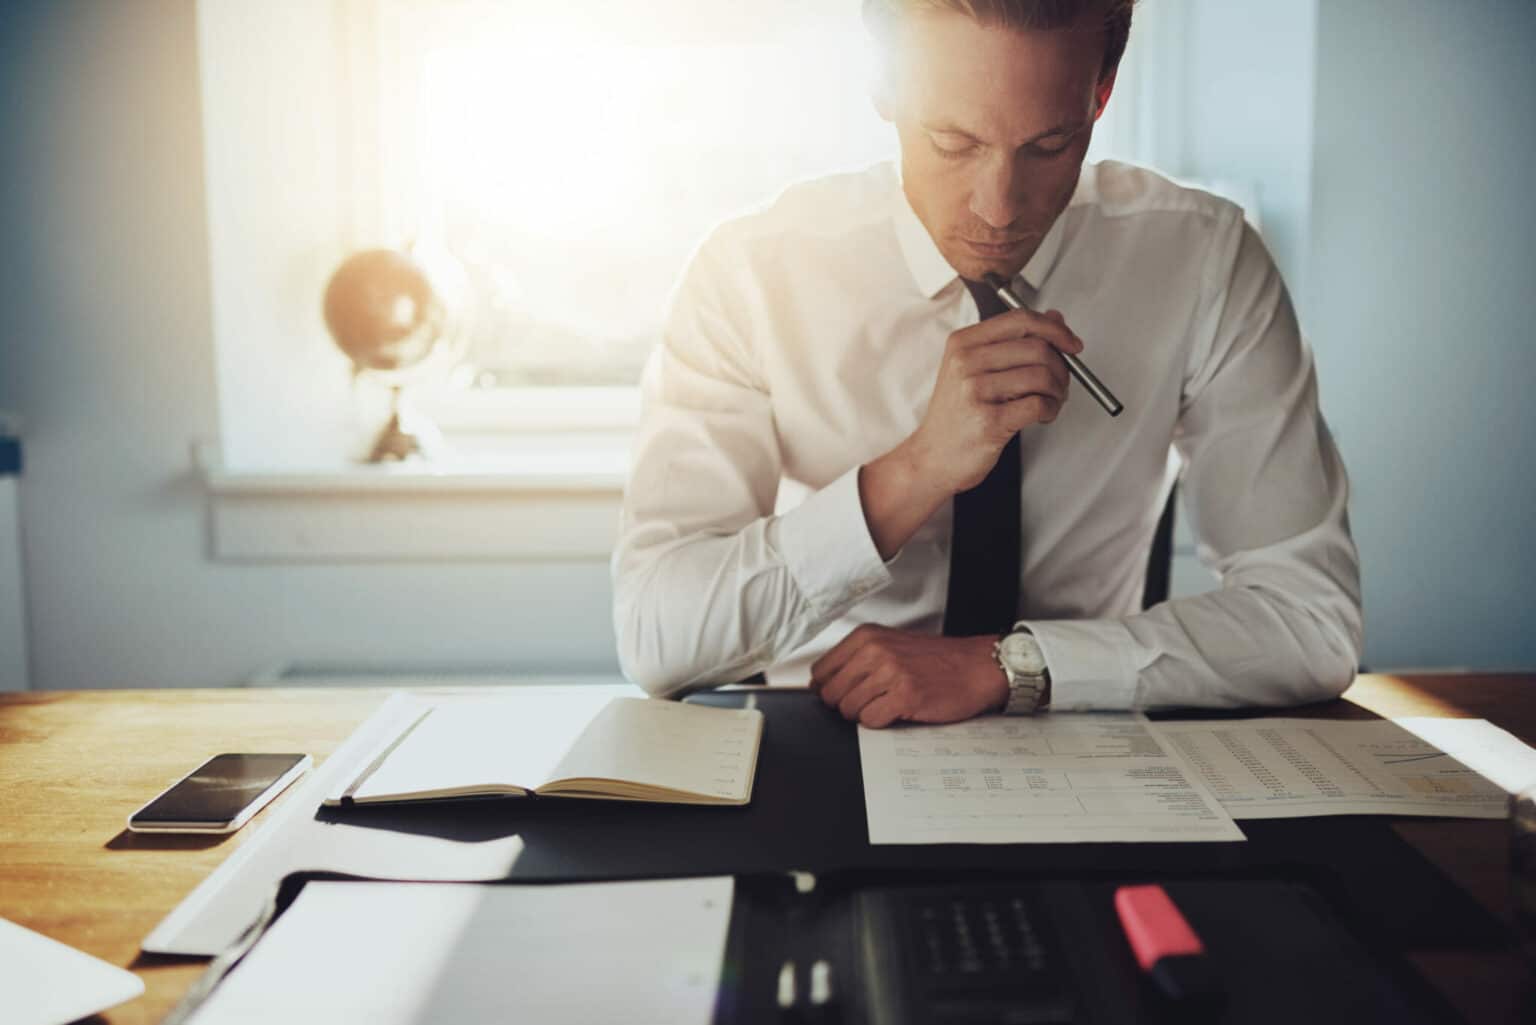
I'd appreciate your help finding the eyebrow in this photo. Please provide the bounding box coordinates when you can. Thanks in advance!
[921,120,1088,146]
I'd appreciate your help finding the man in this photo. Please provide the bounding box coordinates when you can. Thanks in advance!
[612,0,1362,726]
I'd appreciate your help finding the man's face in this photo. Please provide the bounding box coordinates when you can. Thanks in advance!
[877,10,1115,282]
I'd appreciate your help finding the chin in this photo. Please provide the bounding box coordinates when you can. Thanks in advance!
[944,247,1028,284]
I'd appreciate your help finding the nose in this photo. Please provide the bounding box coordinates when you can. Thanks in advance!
[968,152,1025,229]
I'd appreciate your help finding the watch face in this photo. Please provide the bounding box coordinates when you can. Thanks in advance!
[1000,632,1047,675]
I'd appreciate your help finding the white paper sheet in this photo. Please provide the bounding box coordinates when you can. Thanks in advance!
[1154,717,1527,819]
[344,689,618,800]
[858,713,1245,844]
[186,878,733,1025]
[0,916,144,1025]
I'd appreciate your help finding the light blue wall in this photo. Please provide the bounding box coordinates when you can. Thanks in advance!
[1308,0,1536,668]
[1146,2,1323,601]
[0,1,619,689]
[1151,0,1319,292]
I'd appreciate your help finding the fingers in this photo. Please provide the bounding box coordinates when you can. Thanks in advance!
[955,337,1059,375]
[810,624,878,690]
[954,307,1084,356]
[999,392,1063,428]
[856,692,905,729]
[836,669,907,728]
[953,336,1070,406]
[849,687,906,729]
[813,639,881,708]
[972,363,1069,405]
[838,672,889,720]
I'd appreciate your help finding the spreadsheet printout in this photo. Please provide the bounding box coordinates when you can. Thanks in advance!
[857,713,1245,844]
[1154,717,1521,819]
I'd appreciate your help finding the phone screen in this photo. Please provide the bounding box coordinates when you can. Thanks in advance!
[132,753,308,825]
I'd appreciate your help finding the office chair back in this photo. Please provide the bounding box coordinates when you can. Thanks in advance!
[1142,486,1177,610]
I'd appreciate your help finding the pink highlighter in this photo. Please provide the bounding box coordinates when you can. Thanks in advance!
[1114,884,1223,1009]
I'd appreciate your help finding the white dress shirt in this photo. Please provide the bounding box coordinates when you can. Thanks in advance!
[613,160,1362,710]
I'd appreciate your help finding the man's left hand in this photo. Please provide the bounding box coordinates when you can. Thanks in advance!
[809,625,1007,728]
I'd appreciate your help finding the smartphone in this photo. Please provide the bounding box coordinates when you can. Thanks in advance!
[127,753,312,834]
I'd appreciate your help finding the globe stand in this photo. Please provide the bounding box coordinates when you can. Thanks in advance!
[367,386,448,463]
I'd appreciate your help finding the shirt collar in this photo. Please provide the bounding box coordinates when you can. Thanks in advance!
[891,165,1071,300]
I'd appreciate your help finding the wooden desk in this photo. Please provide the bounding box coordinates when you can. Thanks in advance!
[2,675,1533,1024]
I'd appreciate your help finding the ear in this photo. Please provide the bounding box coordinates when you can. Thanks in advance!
[1092,69,1118,121]
[870,63,896,124]
[873,89,895,124]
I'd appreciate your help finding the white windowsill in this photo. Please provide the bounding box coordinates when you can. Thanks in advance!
[201,440,630,563]
[204,460,628,496]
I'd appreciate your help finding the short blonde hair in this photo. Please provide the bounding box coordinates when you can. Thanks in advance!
[862,0,1136,81]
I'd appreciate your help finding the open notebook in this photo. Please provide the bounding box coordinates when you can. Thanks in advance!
[323,690,763,807]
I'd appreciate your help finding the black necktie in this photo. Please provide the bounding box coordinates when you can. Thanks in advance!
[942,278,1022,637]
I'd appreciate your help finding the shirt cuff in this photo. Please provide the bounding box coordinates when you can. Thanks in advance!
[770,466,893,615]
[1018,618,1146,710]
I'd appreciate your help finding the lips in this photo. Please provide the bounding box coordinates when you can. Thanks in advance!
[962,238,1027,256]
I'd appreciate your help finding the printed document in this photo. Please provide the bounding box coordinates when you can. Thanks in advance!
[187,877,733,1025]
[858,713,1245,844]
[1155,717,1527,819]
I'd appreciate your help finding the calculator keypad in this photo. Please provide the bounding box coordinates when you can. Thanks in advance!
[878,886,1076,1025]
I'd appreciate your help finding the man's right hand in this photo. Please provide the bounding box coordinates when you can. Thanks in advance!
[858,307,1085,560]
[912,306,1083,493]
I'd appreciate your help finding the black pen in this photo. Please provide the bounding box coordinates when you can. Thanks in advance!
[984,273,1124,417]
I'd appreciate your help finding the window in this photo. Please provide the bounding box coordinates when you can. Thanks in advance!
[335,0,893,434]
[198,0,1160,468]
[351,0,1156,422]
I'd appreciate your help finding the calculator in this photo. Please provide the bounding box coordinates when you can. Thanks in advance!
[855,883,1079,1025]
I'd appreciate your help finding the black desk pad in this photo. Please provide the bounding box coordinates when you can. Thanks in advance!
[319,690,1509,952]
[715,872,1464,1025]
[251,869,1463,1025]
[724,872,1468,1025]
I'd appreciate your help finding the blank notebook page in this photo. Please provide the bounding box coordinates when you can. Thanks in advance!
[544,698,762,801]
[351,689,619,800]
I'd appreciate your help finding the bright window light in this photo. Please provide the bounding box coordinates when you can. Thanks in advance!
[388,1,893,389]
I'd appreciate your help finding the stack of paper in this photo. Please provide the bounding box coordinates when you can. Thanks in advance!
[858,713,1536,845]
[184,878,733,1025]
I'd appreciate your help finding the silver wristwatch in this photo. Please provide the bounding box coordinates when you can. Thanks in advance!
[993,626,1051,715]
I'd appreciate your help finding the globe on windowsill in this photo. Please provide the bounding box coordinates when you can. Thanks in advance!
[322,246,466,462]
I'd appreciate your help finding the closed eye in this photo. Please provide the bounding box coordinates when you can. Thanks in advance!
[1024,124,1087,157]
[1026,140,1073,157]
[928,132,978,159]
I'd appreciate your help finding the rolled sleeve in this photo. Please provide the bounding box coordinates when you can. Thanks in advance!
[1020,619,1148,711]
[771,466,893,617]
